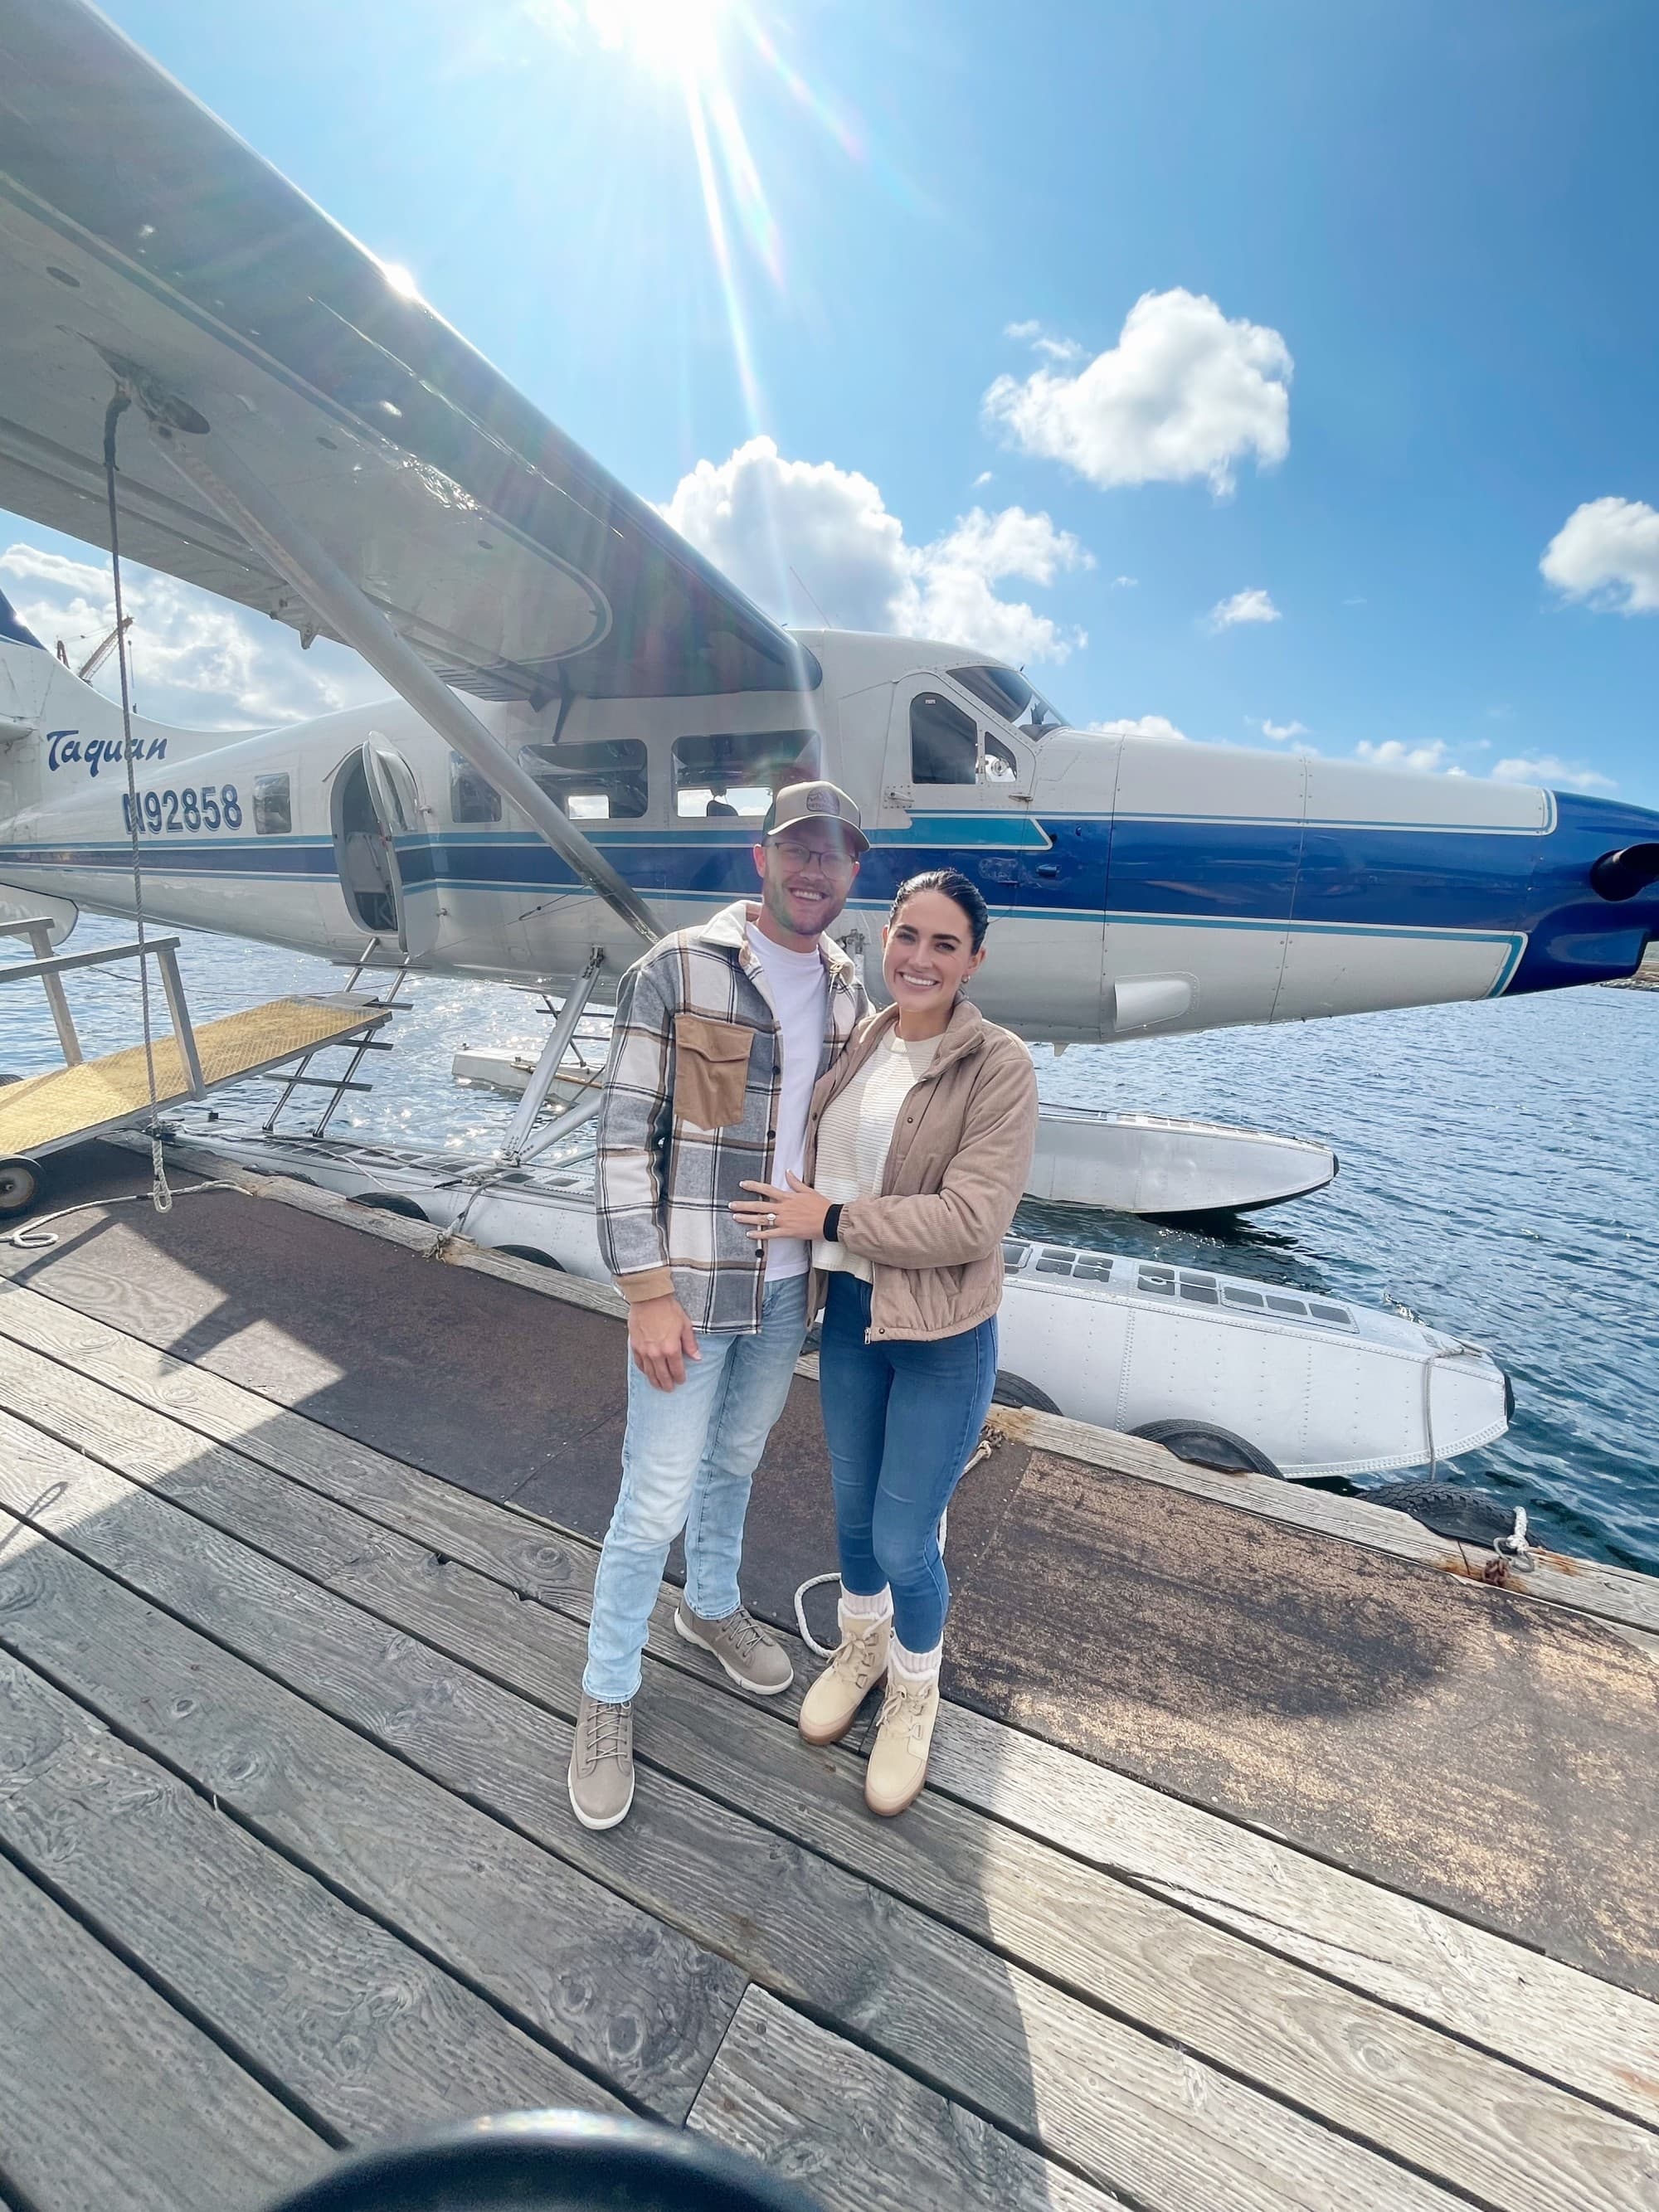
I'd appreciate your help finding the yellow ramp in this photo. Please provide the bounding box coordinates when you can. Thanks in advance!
[0,996,387,1158]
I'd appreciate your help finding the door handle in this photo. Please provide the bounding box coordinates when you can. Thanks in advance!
[1034,863,1059,880]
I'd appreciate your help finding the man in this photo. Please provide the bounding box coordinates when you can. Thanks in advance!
[570,780,870,1828]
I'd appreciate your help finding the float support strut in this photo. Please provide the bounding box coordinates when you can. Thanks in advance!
[502,947,606,1161]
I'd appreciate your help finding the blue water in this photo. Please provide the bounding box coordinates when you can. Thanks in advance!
[5,914,1656,1573]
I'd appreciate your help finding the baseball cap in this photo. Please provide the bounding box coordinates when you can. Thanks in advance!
[760,779,869,857]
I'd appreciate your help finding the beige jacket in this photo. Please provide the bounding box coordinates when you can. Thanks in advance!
[802,999,1039,1343]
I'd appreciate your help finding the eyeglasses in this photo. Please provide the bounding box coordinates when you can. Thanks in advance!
[771,837,858,873]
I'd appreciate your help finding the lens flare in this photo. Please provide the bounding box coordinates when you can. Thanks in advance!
[572,0,732,80]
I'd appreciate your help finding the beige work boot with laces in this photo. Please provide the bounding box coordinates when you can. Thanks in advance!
[798,1603,891,1748]
[864,1663,941,1816]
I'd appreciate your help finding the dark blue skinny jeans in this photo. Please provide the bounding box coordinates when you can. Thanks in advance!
[818,1272,999,1653]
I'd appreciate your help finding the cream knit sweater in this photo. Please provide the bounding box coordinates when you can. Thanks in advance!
[812,1029,941,1281]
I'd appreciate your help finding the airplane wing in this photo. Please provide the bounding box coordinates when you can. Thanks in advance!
[0,0,811,707]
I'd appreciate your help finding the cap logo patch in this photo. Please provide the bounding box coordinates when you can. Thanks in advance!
[805,787,834,814]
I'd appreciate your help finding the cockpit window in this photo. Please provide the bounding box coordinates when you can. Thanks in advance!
[948,664,1068,735]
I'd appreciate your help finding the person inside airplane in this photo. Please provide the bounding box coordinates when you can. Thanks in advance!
[732,868,1039,1816]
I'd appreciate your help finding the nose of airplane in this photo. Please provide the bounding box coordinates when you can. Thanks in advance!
[1507,792,1659,994]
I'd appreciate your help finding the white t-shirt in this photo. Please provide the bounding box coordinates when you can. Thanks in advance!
[812,1030,941,1283]
[746,921,829,1279]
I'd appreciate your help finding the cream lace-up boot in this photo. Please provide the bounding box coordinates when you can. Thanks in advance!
[864,1657,941,1816]
[798,1603,891,1748]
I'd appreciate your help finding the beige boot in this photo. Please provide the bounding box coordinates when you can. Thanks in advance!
[798,1604,891,1748]
[864,1660,940,1817]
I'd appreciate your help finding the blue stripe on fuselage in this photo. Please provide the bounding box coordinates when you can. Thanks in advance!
[2,797,1652,986]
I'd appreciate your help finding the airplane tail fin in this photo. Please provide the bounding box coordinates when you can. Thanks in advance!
[0,586,46,654]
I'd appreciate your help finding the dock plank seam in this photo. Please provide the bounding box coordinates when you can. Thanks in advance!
[0,1281,1653,2141]
[0,1842,327,2212]
[0,1480,748,2123]
[0,1821,353,2152]
[1,1428,1653,2212]
[0,1646,624,2141]
[0,1590,697,2127]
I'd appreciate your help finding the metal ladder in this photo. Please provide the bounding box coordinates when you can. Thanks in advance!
[260,939,411,1137]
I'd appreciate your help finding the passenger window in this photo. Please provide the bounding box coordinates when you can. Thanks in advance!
[252,772,291,836]
[673,729,821,819]
[449,751,501,824]
[910,693,977,785]
[518,739,648,821]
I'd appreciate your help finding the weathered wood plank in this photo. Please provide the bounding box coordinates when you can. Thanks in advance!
[0,1427,1468,2212]
[690,1987,1123,2211]
[0,1846,325,2212]
[922,1699,1659,2133]
[118,1140,1659,1636]
[2,1291,1659,2141]
[114,1426,1659,2210]
[983,1405,1659,1637]
[0,1299,817,1719]
[0,1650,620,2138]
[2,1293,1653,2135]
[0,1458,742,2122]
[942,1448,1659,1999]
[21,1357,1654,2212]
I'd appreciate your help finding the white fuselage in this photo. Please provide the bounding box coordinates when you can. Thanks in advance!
[0,626,1650,1043]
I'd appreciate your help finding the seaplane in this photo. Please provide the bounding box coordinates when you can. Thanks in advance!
[0,0,1654,1482]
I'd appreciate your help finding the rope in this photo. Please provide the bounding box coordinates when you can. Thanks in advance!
[102,389,172,1217]
[4,1179,243,1252]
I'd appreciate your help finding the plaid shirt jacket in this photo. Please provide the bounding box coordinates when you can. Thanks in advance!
[596,901,868,1333]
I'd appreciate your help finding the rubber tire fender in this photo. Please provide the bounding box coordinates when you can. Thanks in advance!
[992,1369,1063,1415]
[1130,1417,1284,1480]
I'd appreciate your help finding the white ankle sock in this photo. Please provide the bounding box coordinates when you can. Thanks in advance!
[841,1586,892,1621]
[890,1636,941,1684]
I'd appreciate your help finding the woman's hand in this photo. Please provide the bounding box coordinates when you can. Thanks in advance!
[731,1171,830,1243]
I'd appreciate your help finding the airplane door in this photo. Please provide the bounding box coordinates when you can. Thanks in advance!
[358,736,438,960]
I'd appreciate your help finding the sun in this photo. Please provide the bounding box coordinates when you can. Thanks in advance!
[580,0,732,80]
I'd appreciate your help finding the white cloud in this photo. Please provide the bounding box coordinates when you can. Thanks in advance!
[1003,319,1042,342]
[1209,587,1281,631]
[972,470,993,489]
[0,540,382,728]
[1112,574,1138,589]
[1492,752,1616,793]
[659,435,1092,663]
[1540,497,1659,615]
[1355,737,1464,776]
[983,288,1292,496]
[1255,717,1307,740]
[1089,714,1188,742]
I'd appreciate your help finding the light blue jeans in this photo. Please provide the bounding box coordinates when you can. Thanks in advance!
[582,1272,808,1704]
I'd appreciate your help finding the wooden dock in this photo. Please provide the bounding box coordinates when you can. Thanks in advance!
[0,1141,1654,2212]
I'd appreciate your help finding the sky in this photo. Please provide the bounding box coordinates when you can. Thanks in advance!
[4,0,1657,804]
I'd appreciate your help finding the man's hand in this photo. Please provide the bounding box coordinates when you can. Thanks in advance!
[629,1292,702,1392]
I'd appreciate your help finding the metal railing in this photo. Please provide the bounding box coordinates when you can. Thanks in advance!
[0,917,206,1096]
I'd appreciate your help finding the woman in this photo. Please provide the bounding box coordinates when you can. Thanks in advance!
[732,868,1039,1815]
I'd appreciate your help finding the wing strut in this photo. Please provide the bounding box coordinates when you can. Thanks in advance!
[139,411,662,946]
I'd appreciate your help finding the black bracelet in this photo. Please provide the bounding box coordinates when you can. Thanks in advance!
[821,1203,844,1244]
